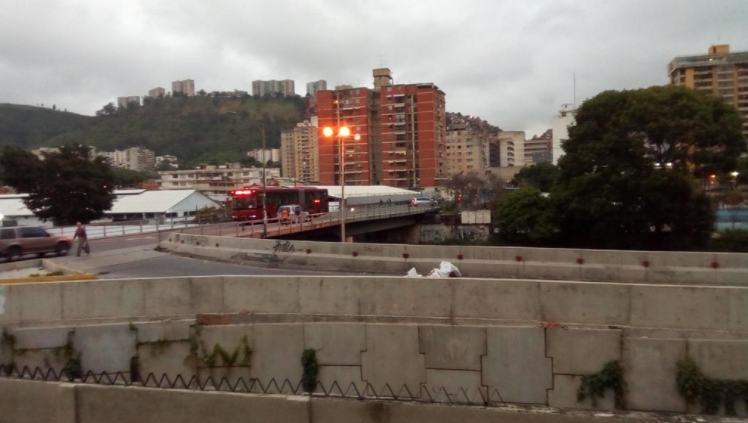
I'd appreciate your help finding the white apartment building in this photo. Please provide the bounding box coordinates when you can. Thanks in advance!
[306,80,327,96]
[524,129,553,165]
[117,96,140,108]
[552,104,576,165]
[159,164,281,194]
[172,79,196,96]
[247,148,281,163]
[445,125,492,176]
[100,147,156,172]
[252,80,295,97]
[281,120,320,183]
[498,131,526,168]
[148,87,166,98]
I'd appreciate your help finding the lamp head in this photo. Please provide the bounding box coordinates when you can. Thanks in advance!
[322,127,334,138]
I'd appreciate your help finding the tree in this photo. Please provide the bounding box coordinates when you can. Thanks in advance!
[0,144,115,225]
[553,86,740,250]
[494,186,556,245]
[112,167,149,187]
[96,102,116,116]
[514,162,559,192]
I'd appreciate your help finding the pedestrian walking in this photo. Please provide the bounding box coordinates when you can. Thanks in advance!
[294,207,301,224]
[73,222,90,257]
[281,208,289,224]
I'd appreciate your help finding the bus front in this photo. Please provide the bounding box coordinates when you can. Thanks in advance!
[229,188,261,221]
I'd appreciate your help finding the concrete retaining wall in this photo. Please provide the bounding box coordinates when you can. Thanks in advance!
[1,275,746,333]
[2,319,747,416]
[0,377,687,423]
[2,275,747,416]
[159,233,748,285]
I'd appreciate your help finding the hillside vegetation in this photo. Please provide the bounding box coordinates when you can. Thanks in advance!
[0,95,309,166]
[0,104,92,149]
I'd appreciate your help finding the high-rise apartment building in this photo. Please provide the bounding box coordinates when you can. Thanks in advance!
[306,80,327,96]
[668,44,748,139]
[148,87,166,98]
[117,96,140,108]
[552,104,576,165]
[247,148,281,164]
[252,80,295,97]
[317,68,447,188]
[281,119,320,183]
[524,129,553,165]
[172,79,196,96]
[445,121,492,175]
[498,131,526,168]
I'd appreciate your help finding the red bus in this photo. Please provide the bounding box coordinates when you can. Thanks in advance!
[229,187,329,221]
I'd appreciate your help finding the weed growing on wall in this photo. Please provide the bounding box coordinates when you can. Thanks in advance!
[301,348,319,393]
[577,361,626,409]
[190,327,252,368]
[677,357,748,416]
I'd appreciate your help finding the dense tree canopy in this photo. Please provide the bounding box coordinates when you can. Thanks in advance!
[496,86,744,250]
[494,186,556,245]
[0,144,115,225]
[514,162,559,192]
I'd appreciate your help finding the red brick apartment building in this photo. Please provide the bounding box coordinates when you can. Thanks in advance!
[317,69,447,188]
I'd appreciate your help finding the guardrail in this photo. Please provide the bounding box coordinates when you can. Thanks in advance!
[39,203,441,241]
[47,217,202,240]
[229,202,441,238]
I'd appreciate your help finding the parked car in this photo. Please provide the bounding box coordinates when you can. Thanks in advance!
[412,197,433,207]
[0,226,72,261]
[277,205,309,224]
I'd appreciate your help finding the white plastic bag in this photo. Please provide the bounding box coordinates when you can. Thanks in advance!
[405,267,423,278]
[426,261,462,278]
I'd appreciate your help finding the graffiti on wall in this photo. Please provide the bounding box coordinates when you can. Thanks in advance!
[263,240,295,263]
[420,224,490,243]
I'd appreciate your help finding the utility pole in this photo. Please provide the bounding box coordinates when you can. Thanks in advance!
[259,123,268,238]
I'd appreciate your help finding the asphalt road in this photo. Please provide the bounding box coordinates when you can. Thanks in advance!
[58,230,352,280]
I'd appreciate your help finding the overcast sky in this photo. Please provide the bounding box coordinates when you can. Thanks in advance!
[1,0,746,135]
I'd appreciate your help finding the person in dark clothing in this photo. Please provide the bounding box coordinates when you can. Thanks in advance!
[74,222,90,257]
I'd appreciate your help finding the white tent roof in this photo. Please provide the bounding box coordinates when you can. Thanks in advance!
[309,185,419,198]
[0,190,219,217]
[0,196,34,217]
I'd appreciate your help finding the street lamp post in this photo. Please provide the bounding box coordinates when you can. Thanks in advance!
[258,124,268,238]
[322,125,359,242]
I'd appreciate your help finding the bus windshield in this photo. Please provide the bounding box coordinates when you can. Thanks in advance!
[232,195,259,210]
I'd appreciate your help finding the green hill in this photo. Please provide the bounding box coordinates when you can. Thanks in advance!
[0,104,93,149]
[0,95,309,166]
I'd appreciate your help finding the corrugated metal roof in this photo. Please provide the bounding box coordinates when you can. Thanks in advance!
[0,190,219,217]
[110,190,217,213]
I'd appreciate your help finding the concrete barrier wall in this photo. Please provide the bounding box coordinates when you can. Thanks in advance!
[1,275,746,333]
[2,320,747,415]
[159,233,748,285]
[0,377,680,423]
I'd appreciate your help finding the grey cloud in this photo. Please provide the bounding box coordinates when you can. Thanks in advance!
[0,0,746,135]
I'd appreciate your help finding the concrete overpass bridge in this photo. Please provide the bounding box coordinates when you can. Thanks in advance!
[235,203,440,241]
